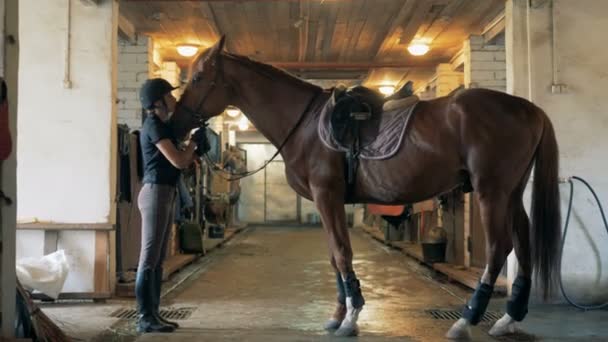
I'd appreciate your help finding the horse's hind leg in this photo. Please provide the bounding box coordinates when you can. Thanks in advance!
[490,197,533,336]
[447,191,513,339]
[312,186,364,337]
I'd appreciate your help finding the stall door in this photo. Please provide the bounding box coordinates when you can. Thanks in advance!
[264,160,298,222]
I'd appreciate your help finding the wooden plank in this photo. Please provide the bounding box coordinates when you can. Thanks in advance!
[162,254,197,281]
[391,241,425,264]
[17,222,114,230]
[94,231,110,294]
[108,230,117,296]
[434,263,508,293]
[374,0,417,60]
[118,13,136,44]
[359,223,385,244]
[31,292,111,301]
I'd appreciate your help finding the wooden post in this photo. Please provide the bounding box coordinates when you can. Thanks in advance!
[1,0,18,336]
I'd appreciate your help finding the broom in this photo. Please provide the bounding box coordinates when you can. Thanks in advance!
[16,279,72,342]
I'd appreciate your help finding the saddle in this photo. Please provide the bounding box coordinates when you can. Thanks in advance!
[329,81,417,146]
[322,81,419,186]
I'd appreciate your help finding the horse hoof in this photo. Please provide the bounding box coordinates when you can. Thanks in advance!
[489,314,517,336]
[324,319,342,331]
[446,318,472,340]
[334,323,359,337]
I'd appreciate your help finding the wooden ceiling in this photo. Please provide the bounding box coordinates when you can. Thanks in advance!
[120,0,504,89]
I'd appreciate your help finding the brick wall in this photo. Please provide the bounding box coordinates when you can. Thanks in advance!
[464,35,506,92]
[117,35,151,130]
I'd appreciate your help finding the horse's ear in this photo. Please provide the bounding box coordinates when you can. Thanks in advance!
[208,35,226,65]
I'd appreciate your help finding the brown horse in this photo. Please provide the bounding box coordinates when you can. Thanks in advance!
[172,37,561,339]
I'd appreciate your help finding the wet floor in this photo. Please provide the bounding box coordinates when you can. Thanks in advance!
[42,225,608,341]
[135,226,504,341]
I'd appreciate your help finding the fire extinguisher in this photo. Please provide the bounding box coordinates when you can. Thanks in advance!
[0,77,13,205]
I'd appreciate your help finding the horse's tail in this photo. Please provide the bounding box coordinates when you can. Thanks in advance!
[531,109,561,300]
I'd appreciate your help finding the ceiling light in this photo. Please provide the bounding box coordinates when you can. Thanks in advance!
[176,44,199,57]
[407,42,430,56]
[238,117,249,131]
[226,107,241,117]
[379,85,396,96]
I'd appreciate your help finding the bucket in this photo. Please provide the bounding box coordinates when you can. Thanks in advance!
[421,242,446,263]
[208,225,225,239]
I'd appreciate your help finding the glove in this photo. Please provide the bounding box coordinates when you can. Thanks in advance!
[191,128,210,156]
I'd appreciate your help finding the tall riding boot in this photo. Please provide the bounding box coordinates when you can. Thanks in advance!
[135,269,174,333]
[153,267,179,328]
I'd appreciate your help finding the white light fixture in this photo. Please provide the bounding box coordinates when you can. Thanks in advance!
[238,117,249,131]
[379,85,396,96]
[176,44,199,57]
[407,42,430,56]
[226,107,241,117]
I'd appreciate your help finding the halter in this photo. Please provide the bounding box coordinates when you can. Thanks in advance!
[181,54,322,181]
[179,55,227,124]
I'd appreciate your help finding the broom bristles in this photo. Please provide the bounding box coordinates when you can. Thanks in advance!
[17,280,72,342]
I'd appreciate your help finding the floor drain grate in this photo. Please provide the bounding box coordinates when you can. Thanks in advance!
[110,307,195,320]
[427,309,503,322]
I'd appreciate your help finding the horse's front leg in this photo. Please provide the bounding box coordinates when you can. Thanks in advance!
[312,186,364,337]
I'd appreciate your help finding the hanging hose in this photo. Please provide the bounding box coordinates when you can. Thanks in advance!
[559,176,608,310]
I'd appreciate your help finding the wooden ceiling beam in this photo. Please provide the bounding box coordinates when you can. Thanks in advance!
[482,11,505,44]
[118,14,137,44]
[123,0,301,2]
[270,61,438,70]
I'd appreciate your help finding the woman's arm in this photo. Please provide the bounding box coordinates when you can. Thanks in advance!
[156,139,196,169]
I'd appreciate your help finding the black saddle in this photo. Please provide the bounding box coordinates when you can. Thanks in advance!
[330,81,414,148]
[328,81,415,186]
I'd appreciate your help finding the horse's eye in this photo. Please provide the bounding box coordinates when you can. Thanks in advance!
[192,72,203,83]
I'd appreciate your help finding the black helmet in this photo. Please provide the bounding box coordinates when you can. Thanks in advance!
[139,78,178,110]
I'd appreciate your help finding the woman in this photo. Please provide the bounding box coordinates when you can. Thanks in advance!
[136,78,204,333]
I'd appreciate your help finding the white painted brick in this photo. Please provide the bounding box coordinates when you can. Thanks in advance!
[494,71,506,80]
[124,100,141,109]
[136,35,150,46]
[478,79,507,87]
[119,81,143,89]
[469,35,484,48]
[136,54,149,64]
[494,52,506,61]
[136,72,149,82]
[470,70,495,81]
[470,51,496,62]
[119,91,138,101]
[118,109,133,117]
[471,61,506,71]
[118,54,137,64]
[482,45,505,51]
[118,72,136,82]
[122,45,148,54]
[120,63,148,72]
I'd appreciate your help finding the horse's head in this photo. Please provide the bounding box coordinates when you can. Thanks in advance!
[171,36,232,140]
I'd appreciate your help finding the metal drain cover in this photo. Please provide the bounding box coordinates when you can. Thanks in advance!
[110,307,195,320]
[427,309,503,322]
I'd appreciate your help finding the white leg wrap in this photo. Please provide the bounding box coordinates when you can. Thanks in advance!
[446,318,472,340]
[334,297,361,337]
[489,313,517,336]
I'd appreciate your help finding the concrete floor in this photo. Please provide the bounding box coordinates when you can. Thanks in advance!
[43,225,608,341]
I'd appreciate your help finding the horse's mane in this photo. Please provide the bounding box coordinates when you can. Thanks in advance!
[190,48,320,92]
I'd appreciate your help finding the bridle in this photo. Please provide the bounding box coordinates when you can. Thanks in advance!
[178,55,227,125]
[180,54,322,181]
